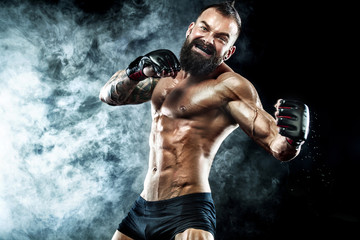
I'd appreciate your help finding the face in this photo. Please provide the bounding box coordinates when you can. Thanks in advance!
[180,8,238,76]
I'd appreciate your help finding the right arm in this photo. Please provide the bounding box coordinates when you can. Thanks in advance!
[99,49,180,106]
[222,73,308,161]
[99,69,159,106]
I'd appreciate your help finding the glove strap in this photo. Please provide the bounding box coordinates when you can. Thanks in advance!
[126,56,148,81]
[286,137,302,149]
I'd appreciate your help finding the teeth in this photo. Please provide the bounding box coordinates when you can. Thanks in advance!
[196,44,211,55]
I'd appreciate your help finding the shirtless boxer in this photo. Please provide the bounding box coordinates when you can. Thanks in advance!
[99,2,310,240]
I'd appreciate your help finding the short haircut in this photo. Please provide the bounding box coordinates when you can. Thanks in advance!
[199,1,242,37]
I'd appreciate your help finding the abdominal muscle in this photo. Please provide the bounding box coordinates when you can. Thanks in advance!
[140,112,236,201]
[140,149,212,201]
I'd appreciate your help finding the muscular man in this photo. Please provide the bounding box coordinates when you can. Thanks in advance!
[99,2,310,240]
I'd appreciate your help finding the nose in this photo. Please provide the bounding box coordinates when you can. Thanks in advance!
[202,33,215,45]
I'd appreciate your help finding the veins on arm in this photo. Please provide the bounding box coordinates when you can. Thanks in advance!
[222,74,279,155]
[226,89,298,161]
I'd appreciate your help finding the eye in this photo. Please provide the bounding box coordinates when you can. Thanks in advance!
[217,36,228,44]
[200,26,207,31]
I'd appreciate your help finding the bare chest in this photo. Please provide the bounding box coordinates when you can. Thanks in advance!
[151,77,229,118]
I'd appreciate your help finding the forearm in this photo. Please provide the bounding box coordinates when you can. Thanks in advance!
[228,100,299,161]
[100,49,180,106]
[251,108,300,161]
[251,108,303,161]
[99,70,138,106]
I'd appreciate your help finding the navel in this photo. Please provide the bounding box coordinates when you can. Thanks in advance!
[179,105,187,112]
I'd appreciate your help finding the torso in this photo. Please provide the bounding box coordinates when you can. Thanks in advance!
[141,64,240,201]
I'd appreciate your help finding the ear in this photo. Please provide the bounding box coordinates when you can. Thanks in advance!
[223,46,236,61]
[186,22,195,38]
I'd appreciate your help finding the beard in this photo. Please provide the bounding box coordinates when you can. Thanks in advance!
[179,38,223,77]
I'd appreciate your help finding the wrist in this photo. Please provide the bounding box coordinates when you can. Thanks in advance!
[127,69,147,81]
[286,137,302,149]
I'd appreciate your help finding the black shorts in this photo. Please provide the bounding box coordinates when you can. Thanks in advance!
[117,193,216,240]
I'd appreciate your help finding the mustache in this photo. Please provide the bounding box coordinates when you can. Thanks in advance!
[190,38,216,56]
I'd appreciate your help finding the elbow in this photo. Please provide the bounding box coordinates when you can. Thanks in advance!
[99,90,110,105]
[99,91,106,103]
[99,89,118,106]
[99,95,111,105]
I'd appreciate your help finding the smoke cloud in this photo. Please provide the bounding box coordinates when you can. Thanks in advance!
[0,0,289,239]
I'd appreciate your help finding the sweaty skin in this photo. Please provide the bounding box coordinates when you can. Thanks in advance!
[100,7,299,239]
[100,64,298,201]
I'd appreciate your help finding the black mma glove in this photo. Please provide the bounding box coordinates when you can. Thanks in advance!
[276,99,310,148]
[126,49,181,81]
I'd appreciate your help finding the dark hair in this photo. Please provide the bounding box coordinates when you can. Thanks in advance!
[199,1,242,36]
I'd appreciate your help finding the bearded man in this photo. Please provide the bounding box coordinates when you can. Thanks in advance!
[99,2,310,240]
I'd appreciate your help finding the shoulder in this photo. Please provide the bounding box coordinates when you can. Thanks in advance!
[214,63,255,91]
[217,71,260,103]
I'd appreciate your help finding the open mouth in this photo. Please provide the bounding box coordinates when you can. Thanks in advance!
[194,43,214,56]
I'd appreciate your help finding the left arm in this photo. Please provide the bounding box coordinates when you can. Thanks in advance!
[227,97,299,161]
[222,73,308,161]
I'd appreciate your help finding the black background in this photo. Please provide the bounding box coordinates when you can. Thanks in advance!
[232,1,359,239]
[228,1,359,239]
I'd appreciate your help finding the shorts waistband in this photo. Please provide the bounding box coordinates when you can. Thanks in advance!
[137,192,213,207]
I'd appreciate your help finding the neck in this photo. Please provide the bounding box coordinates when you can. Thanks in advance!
[178,70,209,84]
[179,62,232,82]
